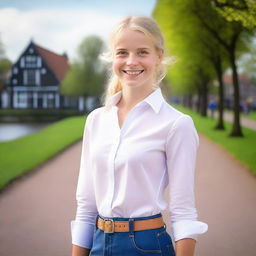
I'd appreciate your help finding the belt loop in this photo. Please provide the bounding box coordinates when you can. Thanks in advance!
[95,215,99,230]
[129,218,134,237]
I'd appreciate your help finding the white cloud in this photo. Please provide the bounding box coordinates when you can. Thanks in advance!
[0,7,122,62]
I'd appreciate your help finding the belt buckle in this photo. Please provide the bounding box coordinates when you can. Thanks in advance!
[104,218,115,233]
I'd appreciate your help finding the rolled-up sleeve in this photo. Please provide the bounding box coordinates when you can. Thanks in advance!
[71,113,98,249]
[165,114,208,242]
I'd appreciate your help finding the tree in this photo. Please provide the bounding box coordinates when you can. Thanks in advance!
[212,0,256,29]
[0,39,5,59]
[61,35,107,98]
[238,38,256,82]
[0,58,11,83]
[191,0,250,136]
[153,0,221,118]
[154,0,253,137]
[0,38,11,70]
[0,39,12,107]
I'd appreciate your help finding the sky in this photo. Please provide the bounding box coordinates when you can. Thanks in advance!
[0,0,156,62]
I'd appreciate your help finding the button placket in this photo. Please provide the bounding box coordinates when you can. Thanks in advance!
[107,106,138,211]
[107,131,121,211]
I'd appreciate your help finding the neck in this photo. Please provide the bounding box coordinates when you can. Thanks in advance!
[117,85,155,111]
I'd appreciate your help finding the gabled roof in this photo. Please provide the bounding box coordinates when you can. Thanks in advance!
[33,42,70,82]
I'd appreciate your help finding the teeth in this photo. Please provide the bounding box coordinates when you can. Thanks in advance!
[125,70,143,75]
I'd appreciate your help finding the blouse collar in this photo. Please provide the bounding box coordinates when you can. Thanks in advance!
[105,87,165,114]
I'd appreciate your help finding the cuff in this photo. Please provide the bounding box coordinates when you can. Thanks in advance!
[171,220,208,242]
[71,220,96,249]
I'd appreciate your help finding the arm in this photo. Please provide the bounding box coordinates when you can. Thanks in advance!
[165,115,208,256]
[71,114,98,253]
[175,239,196,256]
[72,245,90,256]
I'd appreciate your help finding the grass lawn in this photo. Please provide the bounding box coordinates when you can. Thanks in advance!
[245,111,256,121]
[0,115,86,190]
[176,105,256,175]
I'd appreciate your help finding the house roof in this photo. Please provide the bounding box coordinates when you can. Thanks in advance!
[34,43,70,82]
[224,73,249,84]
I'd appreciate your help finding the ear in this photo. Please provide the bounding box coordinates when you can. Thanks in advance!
[156,49,163,66]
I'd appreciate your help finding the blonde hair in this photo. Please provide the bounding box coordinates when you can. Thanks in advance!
[100,15,175,106]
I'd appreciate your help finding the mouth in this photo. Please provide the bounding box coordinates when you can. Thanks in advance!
[123,70,144,75]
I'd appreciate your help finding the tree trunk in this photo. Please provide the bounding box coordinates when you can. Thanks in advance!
[229,49,243,137]
[183,94,189,108]
[214,58,225,130]
[182,95,186,107]
[200,82,208,117]
[187,94,193,109]
[196,90,201,114]
[0,91,2,108]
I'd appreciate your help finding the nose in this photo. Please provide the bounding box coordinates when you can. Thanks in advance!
[126,53,139,66]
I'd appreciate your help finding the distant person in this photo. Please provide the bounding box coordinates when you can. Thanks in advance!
[209,101,217,118]
[245,97,253,114]
[243,102,249,115]
[71,15,208,256]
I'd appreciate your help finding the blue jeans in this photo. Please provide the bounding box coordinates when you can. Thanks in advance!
[89,213,175,256]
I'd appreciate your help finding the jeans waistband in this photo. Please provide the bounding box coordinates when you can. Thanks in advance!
[98,212,162,222]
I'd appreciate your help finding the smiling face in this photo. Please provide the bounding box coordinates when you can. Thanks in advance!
[112,28,162,90]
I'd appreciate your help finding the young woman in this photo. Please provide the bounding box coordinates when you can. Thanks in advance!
[71,15,208,256]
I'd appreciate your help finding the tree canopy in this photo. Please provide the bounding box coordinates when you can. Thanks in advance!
[0,38,12,91]
[61,35,107,97]
[153,0,253,136]
[212,0,256,29]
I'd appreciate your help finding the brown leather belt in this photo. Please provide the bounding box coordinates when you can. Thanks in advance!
[97,216,165,233]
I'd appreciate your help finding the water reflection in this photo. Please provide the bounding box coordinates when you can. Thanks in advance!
[0,123,53,142]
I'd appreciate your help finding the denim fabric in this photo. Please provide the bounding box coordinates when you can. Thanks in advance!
[89,213,175,256]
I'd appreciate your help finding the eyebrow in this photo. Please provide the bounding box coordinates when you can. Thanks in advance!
[115,47,150,51]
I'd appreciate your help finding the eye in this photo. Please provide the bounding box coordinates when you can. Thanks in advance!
[116,50,128,56]
[138,50,148,55]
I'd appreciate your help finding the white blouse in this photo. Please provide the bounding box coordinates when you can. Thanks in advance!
[71,87,208,249]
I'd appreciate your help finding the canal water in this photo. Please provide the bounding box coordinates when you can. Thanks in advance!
[0,122,53,142]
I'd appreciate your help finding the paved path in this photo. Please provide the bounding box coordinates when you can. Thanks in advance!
[0,143,80,256]
[0,135,256,256]
[193,135,256,256]
[210,110,256,131]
